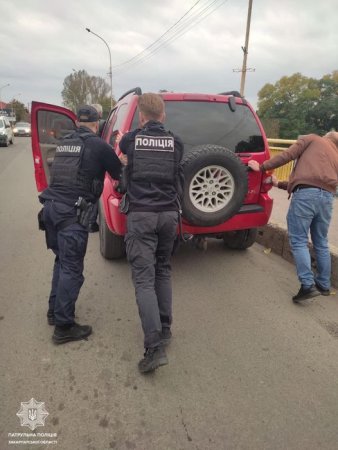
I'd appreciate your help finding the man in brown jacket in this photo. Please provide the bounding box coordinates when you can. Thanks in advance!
[249,132,338,302]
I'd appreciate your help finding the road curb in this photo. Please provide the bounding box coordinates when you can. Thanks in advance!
[256,222,338,288]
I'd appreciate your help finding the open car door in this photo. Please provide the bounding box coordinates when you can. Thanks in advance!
[31,101,77,192]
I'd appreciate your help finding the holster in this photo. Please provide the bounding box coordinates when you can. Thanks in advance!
[116,165,128,194]
[38,208,46,231]
[75,197,94,228]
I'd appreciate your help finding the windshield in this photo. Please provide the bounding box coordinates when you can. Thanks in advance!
[0,120,4,128]
[131,101,265,153]
[16,122,30,127]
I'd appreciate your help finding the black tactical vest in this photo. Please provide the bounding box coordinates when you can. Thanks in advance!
[49,132,93,193]
[132,130,177,184]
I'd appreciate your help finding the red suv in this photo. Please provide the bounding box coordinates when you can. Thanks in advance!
[31,88,273,258]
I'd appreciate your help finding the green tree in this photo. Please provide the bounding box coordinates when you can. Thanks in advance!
[10,99,29,122]
[61,70,114,115]
[306,71,338,134]
[257,72,337,138]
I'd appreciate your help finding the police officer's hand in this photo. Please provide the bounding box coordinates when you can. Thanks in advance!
[116,131,123,144]
[119,154,128,165]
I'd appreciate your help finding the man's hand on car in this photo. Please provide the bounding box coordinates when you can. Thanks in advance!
[248,160,260,171]
[263,175,278,187]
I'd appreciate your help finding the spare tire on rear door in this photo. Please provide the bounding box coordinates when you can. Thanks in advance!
[181,145,248,227]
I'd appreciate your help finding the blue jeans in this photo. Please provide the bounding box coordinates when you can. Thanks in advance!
[287,188,334,290]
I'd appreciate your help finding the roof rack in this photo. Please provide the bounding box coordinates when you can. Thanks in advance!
[117,87,142,102]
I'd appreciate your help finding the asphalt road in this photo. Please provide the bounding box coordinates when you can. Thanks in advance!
[1,138,338,450]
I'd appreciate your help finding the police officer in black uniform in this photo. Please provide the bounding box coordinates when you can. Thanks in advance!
[119,93,184,373]
[39,105,121,344]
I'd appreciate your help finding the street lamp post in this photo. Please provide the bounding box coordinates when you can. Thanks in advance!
[0,83,10,110]
[85,28,113,109]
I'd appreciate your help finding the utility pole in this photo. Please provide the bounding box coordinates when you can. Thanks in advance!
[240,0,253,97]
[233,0,255,97]
[72,69,91,104]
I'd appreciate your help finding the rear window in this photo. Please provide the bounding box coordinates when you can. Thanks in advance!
[130,100,265,153]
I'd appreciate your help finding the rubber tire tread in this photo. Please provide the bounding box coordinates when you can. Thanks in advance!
[223,228,258,250]
[99,200,125,259]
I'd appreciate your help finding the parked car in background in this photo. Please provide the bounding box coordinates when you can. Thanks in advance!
[31,88,274,259]
[13,122,31,137]
[0,116,14,146]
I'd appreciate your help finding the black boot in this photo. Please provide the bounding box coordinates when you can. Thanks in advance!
[292,285,320,303]
[88,222,99,233]
[138,346,168,374]
[52,323,92,344]
[160,327,172,346]
[47,310,55,326]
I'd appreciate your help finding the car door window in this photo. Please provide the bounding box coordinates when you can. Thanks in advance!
[38,111,76,144]
[107,104,128,146]
[37,110,76,184]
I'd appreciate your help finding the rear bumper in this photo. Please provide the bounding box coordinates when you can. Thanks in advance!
[181,194,273,235]
[106,193,273,237]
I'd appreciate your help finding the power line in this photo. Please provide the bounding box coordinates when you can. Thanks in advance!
[112,0,227,75]
[112,0,203,70]
[112,0,225,74]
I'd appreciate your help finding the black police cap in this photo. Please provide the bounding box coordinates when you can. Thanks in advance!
[77,105,99,122]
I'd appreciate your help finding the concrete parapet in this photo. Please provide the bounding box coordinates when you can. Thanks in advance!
[256,221,338,288]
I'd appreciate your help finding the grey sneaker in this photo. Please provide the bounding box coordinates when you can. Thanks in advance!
[138,346,168,374]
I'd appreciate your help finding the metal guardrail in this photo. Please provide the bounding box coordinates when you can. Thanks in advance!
[267,138,296,181]
[267,138,338,196]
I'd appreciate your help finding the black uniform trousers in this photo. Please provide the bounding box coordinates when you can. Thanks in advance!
[125,211,178,348]
[43,201,88,326]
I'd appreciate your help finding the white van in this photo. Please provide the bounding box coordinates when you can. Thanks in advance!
[0,116,14,146]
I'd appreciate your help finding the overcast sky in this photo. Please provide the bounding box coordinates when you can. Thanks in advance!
[1,0,337,112]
